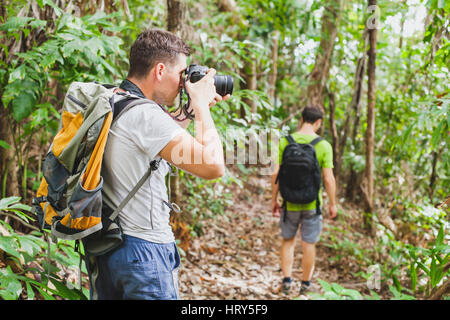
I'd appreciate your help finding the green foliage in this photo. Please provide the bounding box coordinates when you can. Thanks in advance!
[0,196,33,223]
[238,0,309,38]
[367,215,448,299]
[396,95,449,153]
[0,234,87,300]
[0,4,131,203]
[321,200,448,300]
[0,0,448,300]
[388,285,417,300]
[0,197,88,300]
[180,169,238,237]
[391,95,450,199]
[309,278,418,300]
[1,11,127,122]
[308,279,378,300]
[406,224,449,294]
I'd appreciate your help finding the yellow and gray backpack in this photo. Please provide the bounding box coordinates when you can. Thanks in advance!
[32,82,159,256]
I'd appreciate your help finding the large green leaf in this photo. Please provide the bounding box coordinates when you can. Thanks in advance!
[0,17,33,32]
[0,236,22,259]
[0,267,23,300]
[11,91,36,122]
[49,277,88,300]
[0,140,12,150]
[435,224,444,247]
[0,196,21,210]
[341,288,363,300]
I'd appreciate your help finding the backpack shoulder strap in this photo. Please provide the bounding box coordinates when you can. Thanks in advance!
[112,96,149,123]
[100,83,116,89]
[310,136,323,146]
[286,135,296,145]
[107,95,162,221]
[109,159,161,222]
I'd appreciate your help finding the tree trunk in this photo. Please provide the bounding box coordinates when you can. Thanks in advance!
[166,0,186,206]
[306,0,342,109]
[345,43,368,201]
[429,148,442,201]
[166,0,185,37]
[0,106,20,198]
[339,29,368,162]
[268,30,279,105]
[327,90,339,181]
[364,0,377,229]
[240,59,257,116]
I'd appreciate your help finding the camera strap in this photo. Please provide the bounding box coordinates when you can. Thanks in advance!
[180,79,195,120]
[171,77,195,121]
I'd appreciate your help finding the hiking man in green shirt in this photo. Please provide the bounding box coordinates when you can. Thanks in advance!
[271,106,337,295]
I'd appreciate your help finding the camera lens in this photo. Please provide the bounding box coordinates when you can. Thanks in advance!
[214,75,233,96]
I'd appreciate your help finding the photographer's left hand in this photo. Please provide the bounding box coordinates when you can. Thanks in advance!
[209,94,230,108]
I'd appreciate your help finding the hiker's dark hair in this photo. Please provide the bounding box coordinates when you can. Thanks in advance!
[128,28,191,79]
[301,106,324,124]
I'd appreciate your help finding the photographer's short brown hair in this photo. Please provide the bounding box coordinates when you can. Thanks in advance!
[128,29,191,79]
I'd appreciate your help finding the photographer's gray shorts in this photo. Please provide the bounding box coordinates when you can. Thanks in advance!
[279,209,322,243]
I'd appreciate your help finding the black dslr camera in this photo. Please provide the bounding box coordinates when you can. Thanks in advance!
[174,64,233,120]
[185,64,233,96]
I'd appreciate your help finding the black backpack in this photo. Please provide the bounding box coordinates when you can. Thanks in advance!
[276,135,323,215]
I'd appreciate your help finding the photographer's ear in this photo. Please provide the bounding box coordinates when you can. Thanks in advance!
[154,62,166,81]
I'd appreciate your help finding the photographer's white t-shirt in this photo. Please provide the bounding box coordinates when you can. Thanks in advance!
[101,98,184,244]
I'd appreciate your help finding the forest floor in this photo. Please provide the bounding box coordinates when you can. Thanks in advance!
[178,172,383,300]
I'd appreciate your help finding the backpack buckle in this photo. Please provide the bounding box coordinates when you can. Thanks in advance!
[150,160,160,171]
[32,196,47,205]
[162,200,181,213]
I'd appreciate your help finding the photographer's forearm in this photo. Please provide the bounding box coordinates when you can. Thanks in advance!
[193,105,224,165]
[193,105,215,143]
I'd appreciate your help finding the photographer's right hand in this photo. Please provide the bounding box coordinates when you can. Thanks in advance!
[185,68,219,113]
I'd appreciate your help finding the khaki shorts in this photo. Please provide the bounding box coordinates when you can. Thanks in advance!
[279,209,323,243]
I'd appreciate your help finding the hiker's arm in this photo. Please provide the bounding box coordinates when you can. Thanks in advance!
[322,167,337,219]
[159,69,226,180]
[271,164,280,217]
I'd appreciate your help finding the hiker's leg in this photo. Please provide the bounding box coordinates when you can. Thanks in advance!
[281,237,296,278]
[279,209,302,278]
[299,212,323,282]
[301,240,316,281]
[279,209,301,283]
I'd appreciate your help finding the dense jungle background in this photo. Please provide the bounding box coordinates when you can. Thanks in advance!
[0,0,448,300]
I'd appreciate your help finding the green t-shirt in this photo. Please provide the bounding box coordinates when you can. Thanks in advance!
[277,132,334,211]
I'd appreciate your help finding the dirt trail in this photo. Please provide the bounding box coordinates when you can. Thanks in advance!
[178,174,350,300]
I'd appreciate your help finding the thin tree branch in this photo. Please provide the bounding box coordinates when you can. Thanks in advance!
[428,278,450,300]
[0,212,40,232]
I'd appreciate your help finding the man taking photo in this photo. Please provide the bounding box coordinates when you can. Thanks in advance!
[88,28,229,300]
